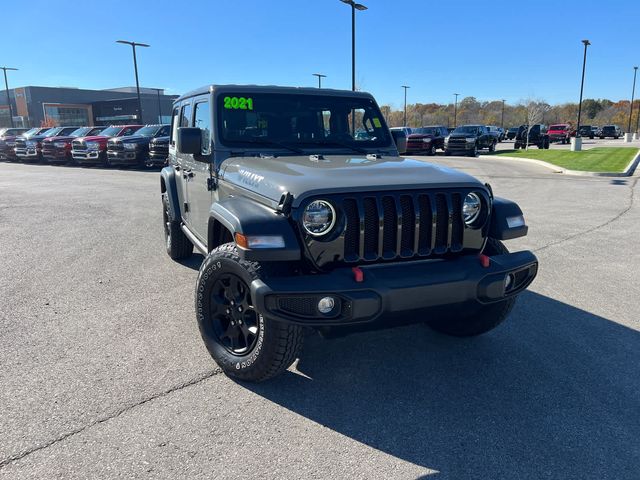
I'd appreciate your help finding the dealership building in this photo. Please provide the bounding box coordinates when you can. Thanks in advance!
[0,86,178,128]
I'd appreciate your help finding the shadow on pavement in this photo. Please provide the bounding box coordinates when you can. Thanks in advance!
[244,291,640,479]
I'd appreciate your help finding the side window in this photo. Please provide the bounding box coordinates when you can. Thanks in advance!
[193,100,211,155]
[170,107,180,146]
[122,127,136,136]
[180,103,192,128]
[159,125,170,136]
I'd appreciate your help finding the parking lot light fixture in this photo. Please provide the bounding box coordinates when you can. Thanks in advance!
[312,73,327,88]
[339,0,367,92]
[453,93,460,128]
[1,66,18,128]
[576,39,590,139]
[628,67,638,134]
[402,85,410,126]
[116,40,150,124]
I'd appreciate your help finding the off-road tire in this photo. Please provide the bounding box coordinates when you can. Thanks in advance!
[428,144,436,156]
[468,144,478,157]
[196,243,303,382]
[162,193,193,260]
[427,238,516,337]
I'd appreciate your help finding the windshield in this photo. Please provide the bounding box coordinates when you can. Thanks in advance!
[452,126,479,135]
[135,125,162,137]
[96,126,122,137]
[22,128,42,137]
[70,127,91,137]
[44,127,64,137]
[508,128,518,132]
[411,127,437,135]
[217,93,392,151]
[549,125,567,131]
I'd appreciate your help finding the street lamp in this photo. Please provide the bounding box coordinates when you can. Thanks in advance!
[339,0,367,91]
[402,85,410,126]
[1,66,18,128]
[628,66,638,134]
[501,99,506,128]
[312,73,326,88]
[116,40,150,124]
[151,88,163,124]
[453,93,460,128]
[575,39,590,138]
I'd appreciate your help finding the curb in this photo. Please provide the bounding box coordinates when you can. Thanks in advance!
[483,149,640,177]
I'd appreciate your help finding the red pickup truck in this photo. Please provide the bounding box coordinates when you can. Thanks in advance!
[547,124,572,144]
[71,125,142,166]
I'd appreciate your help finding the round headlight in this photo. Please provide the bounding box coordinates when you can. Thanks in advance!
[302,200,336,236]
[463,192,482,225]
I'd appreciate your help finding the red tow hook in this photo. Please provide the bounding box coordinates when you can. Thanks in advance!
[479,254,491,268]
[352,266,364,283]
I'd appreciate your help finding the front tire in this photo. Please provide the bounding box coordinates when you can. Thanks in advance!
[162,193,193,260]
[196,243,304,382]
[468,144,478,157]
[426,238,516,337]
[428,144,436,156]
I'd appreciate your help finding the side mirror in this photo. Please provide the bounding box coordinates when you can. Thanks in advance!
[177,127,202,155]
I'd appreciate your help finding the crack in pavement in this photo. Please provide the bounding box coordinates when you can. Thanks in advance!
[0,368,222,470]
[533,176,639,253]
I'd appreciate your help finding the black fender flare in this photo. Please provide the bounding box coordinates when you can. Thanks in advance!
[489,197,528,240]
[160,166,181,223]
[209,197,301,262]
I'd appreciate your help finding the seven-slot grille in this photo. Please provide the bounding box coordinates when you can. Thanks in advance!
[14,139,26,149]
[72,140,86,151]
[340,191,465,263]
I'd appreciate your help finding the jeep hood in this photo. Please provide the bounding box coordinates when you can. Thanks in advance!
[221,154,483,207]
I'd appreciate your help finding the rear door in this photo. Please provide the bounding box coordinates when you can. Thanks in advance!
[183,95,213,242]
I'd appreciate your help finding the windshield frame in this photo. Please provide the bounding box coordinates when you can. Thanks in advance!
[95,126,122,137]
[134,125,162,137]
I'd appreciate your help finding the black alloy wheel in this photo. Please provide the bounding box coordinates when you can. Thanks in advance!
[209,273,260,355]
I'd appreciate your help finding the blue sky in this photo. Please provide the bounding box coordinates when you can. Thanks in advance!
[2,0,639,108]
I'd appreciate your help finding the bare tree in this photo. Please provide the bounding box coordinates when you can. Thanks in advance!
[523,99,549,149]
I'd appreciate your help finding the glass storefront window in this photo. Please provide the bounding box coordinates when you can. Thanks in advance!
[44,105,91,126]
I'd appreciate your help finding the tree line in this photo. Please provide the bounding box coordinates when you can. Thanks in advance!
[380,97,640,131]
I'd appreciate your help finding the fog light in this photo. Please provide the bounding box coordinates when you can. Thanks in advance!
[318,297,335,314]
[505,274,514,291]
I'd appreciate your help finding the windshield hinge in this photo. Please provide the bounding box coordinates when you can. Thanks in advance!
[277,192,294,216]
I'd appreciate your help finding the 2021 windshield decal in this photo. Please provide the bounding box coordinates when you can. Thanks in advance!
[223,96,254,110]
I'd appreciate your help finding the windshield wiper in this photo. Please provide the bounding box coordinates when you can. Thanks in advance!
[243,138,304,155]
[306,140,370,155]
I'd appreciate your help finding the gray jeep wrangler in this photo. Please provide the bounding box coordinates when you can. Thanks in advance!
[161,85,538,382]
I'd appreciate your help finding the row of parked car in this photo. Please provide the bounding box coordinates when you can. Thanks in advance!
[389,124,506,156]
[505,124,623,142]
[0,124,171,167]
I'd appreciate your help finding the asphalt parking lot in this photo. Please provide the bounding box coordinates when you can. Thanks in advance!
[1,158,639,479]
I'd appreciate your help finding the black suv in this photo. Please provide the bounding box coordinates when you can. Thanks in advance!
[106,124,170,167]
[599,125,621,139]
[514,124,550,149]
[444,125,497,156]
[578,125,594,139]
[161,85,538,382]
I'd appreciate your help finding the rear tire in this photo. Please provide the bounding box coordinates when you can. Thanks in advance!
[196,243,303,382]
[426,238,516,337]
[162,193,193,260]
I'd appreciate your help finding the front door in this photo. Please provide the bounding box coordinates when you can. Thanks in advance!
[183,96,213,244]
[174,102,192,224]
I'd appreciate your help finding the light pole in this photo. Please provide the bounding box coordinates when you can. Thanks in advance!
[576,39,590,138]
[628,66,638,134]
[312,73,326,88]
[339,0,367,92]
[1,66,18,128]
[151,88,163,123]
[501,99,506,128]
[116,40,150,124]
[402,85,410,126]
[453,93,460,128]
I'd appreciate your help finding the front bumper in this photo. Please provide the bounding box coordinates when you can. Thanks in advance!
[252,251,538,327]
[15,148,41,161]
[107,150,143,165]
[72,150,104,164]
[548,134,568,142]
[43,149,71,163]
[445,142,475,152]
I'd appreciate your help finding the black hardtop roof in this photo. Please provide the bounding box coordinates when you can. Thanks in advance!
[175,84,376,103]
